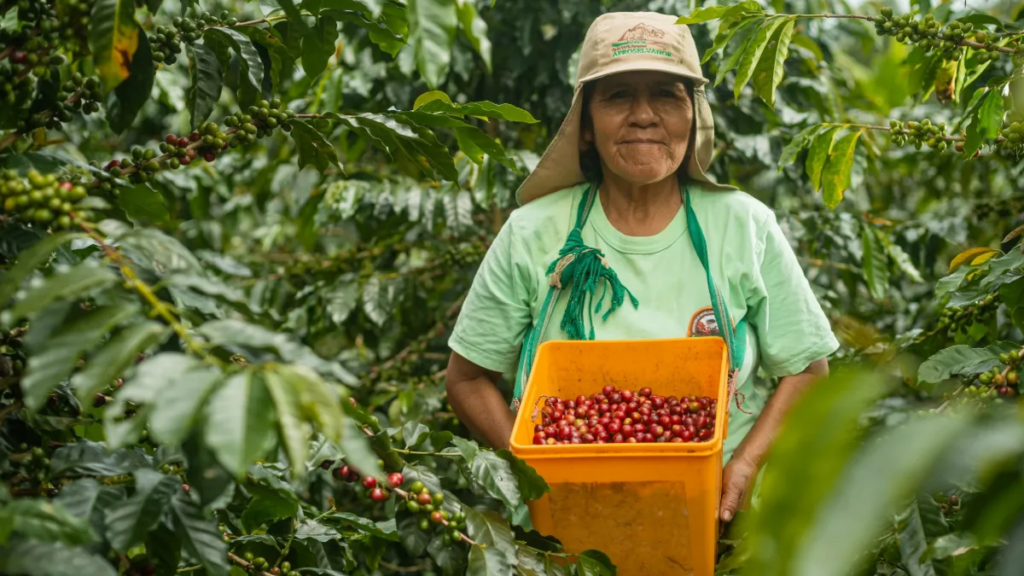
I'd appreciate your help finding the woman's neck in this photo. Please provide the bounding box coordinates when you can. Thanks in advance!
[598,175,682,237]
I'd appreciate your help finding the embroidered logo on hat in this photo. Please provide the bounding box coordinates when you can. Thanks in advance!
[611,23,672,59]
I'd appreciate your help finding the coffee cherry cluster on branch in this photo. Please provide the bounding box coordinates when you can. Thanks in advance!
[534,386,718,445]
[240,552,297,576]
[224,98,296,139]
[888,119,950,151]
[0,169,91,228]
[331,461,404,503]
[403,480,466,547]
[874,10,974,60]
[938,293,1000,335]
[996,121,1024,158]
[151,11,240,64]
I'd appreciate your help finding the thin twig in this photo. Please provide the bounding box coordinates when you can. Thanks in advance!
[73,218,221,366]
[379,561,428,573]
[227,552,274,576]
[0,401,24,421]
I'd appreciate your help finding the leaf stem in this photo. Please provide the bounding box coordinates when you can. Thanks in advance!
[72,218,221,366]
[392,448,462,457]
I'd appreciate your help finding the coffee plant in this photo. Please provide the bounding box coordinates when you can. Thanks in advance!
[0,0,1023,574]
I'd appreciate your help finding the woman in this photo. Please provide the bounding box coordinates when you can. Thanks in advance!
[444,11,839,525]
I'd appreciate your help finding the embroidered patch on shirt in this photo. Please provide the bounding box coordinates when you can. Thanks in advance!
[687,306,720,337]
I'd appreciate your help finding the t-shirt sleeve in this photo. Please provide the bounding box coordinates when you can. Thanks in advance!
[747,212,840,378]
[448,216,534,374]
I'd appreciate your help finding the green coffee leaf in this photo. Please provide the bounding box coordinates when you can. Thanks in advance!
[264,368,312,479]
[198,318,356,383]
[408,0,457,89]
[704,15,759,65]
[397,514,431,555]
[272,0,309,33]
[805,127,839,191]
[203,27,265,108]
[6,261,118,324]
[751,18,794,109]
[117,184,169,224]
[677,4,742,25]
[778,125,824,171]
[917,345,1003,387]
[105,32,155,133]
[88,0,139,93]
[70,321,168,405]
[733,17,787,100]
[861,226,890,301]
[171,492,230,576]
[148,365,221,446]
[0,499,95,545]
[465,508,516,564]
[577,550,616,576]
[241,482,300,531]
[0,540,117,576]
[467,545,513,576]
[302,16,340,78]
[977,88,1005,140]
[240,26,295,87]
[104,469,180,552]
[822,130,861,209]
[55,480,124,541]
[324,512,400,541]
[21,302,138,411]
[417,98,538,123]
[49,441,151,477]
[897,500,940,576]
[203,370,277,477]
[792,414,971,576]
[457,0,491,71]
[739,368,890,575]
[291,121,342,174]
[0,232,84,308]
[186,43,223,131]
[454,126,518,171]
[716,20,760,87]
[496,450,550,502]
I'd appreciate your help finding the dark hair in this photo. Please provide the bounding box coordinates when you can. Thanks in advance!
[578,77,696,185]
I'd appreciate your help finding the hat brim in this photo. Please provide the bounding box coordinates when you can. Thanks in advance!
[515,67,732,206]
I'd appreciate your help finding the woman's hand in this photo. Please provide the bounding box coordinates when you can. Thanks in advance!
[719,453,758,523]
[718,358,830,526]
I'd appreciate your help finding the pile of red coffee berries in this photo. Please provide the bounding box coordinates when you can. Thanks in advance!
[532,386,718,445]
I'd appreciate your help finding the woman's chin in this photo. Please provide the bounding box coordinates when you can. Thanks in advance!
[608,164,678,186]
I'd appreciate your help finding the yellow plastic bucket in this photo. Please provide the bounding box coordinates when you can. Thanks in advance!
[509,337,729,576]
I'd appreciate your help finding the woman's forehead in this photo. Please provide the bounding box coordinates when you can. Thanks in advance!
[595,71,687,89]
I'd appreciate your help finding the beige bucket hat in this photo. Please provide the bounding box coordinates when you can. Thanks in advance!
[515,11,733,206]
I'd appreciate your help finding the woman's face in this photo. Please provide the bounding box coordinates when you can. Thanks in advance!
[582,71,693,186]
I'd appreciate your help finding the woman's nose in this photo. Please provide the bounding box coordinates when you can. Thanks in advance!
[627,95,657,127]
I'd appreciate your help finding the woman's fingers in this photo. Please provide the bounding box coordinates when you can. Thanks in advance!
[720,479,744,522]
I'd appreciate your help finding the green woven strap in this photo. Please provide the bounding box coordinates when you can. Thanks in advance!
[683,188,746,372]
[512,185,639,406]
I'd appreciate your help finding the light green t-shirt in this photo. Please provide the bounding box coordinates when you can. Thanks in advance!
[448,183,840,460]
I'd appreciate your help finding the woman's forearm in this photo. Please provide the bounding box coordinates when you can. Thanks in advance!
[445,354,516,449]
[731,358,829,467]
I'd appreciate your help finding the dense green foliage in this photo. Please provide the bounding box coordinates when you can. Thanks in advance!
[0,0,1023,575]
